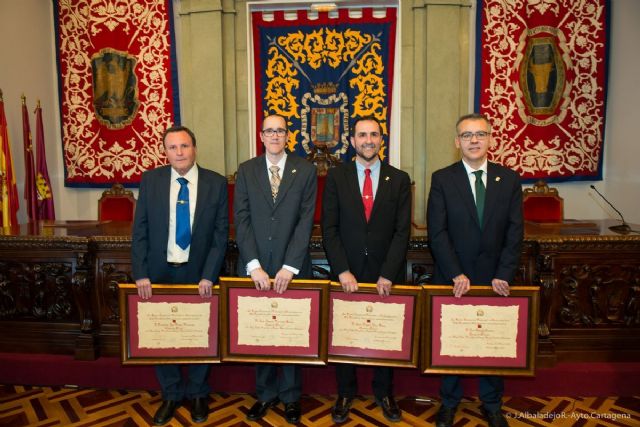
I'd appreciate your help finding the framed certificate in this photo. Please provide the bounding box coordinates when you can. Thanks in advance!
[422,285,539,376]
[328,283,422,368]
[118,284,220,365]
[219,277,330,365]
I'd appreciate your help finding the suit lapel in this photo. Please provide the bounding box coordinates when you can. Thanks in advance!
[250,155,274,206]
[273,155,299,209]
[157,166,171,242]
[192,166,208,235]
[452,161,480,226]
[370,163,390,221]
[346,163,367,223]
[483,162,502,226]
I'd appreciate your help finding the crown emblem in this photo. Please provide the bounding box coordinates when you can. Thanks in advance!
[312,82,338,95]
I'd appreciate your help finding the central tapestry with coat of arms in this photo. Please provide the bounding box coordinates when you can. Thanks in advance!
[252,8,397,174]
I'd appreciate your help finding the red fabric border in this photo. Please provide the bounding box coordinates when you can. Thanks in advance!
[328,292,414,361]
[430,296,530,368]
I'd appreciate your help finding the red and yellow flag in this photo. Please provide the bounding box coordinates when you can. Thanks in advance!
[0,89,20,227]
[34,101,55,220]
[22,96,38,223]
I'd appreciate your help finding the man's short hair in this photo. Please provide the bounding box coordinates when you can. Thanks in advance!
[162,126,196,146]
[262,113,289,132]
[455,113,492,134]
[350,115,382,137]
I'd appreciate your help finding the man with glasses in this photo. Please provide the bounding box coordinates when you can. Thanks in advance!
[234,114,317,425]
[322,116,411,423]
[427,113,523,427]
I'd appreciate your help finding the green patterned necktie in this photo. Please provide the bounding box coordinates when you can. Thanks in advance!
[473,170,485,225]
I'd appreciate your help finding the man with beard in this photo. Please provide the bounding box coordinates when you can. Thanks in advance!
[322,116,411,423]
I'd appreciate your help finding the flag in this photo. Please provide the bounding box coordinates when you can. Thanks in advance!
[0,89,19,227]
[21,96,38,223]
[34,101,55,220]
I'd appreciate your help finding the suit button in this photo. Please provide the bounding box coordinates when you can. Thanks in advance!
[268,237,272,241]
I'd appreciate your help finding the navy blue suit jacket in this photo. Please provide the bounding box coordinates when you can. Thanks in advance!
[427,161,523,285]
[131,165,229,283]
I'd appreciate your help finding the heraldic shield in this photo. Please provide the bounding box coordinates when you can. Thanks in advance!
[91,49,139,129]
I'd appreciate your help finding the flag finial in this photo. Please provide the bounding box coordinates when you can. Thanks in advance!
[21,94,26,105]
[0,89,3,102]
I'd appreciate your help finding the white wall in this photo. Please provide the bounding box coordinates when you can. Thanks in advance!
[0,0,134,222]
[0,0,638,222]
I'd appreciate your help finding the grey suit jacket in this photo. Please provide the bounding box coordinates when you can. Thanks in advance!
[427,161,523,285]
[234,154,317,278]
[131,165,229,283]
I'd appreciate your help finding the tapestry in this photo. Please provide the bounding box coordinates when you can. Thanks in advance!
[54,0,180,186]
[475,0,608,181]
[252,8,397,174]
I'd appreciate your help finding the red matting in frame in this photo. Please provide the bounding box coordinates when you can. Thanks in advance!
[220,277,329,365]
[423,285,539,376]
[119,284,219,365]
[328,284,420,368]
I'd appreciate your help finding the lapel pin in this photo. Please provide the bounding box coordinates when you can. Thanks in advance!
[495,176,501,182]
[385,176,390,181]
[292,169,297,174]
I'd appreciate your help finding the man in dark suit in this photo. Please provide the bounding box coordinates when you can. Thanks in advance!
[427,113,523,427]
[322,116,411,423]
[234,114,317,425]
[131,126,229,426]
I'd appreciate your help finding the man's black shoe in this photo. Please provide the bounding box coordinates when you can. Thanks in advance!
[153,400,180,426]
[481,407,509,427]
[435,405,457,427]
[190,397,209,423]
[331,396,353,423]
[375,396,402,422]
[246,398,279,421]
[284,401,301,424]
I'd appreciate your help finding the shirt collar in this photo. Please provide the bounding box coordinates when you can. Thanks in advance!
[171,163,198,182]
[355,158,381,174]
[461,159,487,176]
[266,153,287,171]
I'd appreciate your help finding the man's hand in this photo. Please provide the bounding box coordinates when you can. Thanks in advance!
[250,267,271,291]
[274,268,294,294]
[198,279,213,298]
[338,271,358,293]
[376,276,392,297]
[136,278,152,300]
[452,274,470,298]
[492,278,510,296]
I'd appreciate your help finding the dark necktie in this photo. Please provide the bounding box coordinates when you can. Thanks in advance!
[176,177,191,249]
[362,168,373,222]
[474,170,485,225]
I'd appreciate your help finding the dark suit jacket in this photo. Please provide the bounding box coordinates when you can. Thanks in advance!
[131,165,229,283]
[322,162,411,284]
[234,154,317,278]
[427,161,523,285]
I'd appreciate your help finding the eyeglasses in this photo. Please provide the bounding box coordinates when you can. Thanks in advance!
[262,128,287,137]
[458,131,489,142]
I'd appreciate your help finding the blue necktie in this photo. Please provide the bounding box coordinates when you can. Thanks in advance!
[176,177,191,249]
